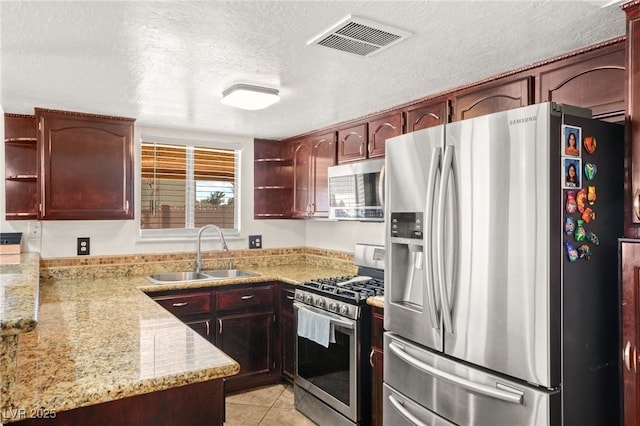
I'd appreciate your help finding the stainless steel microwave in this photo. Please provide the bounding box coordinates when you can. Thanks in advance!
[328,159,384,221]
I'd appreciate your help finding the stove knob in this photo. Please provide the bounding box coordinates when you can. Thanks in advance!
[305,294,314,304]
[340,305,349,316]
[316,298,326,308]
[329,302,338,312]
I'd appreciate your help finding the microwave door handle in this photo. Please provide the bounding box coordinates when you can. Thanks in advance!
[437,145,454,334]
[378,164,385,210]
[425,147,441,329]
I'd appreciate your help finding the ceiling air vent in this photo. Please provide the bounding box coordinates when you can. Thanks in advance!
[308,15,412,57]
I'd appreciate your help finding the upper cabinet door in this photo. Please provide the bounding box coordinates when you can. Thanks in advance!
[453,76,533,121]
[404,100,449,132]
[337,124,367,163]
[368,112,402,159]
[625,3,640,231]
[539,43,625,122]
[37,109,135,220]
[309,132,336,216]
[291,139,312,217]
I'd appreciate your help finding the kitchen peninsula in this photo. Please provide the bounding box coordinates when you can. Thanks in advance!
[0,248,355,425]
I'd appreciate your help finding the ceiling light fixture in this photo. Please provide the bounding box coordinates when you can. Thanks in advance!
[221,84,280,110]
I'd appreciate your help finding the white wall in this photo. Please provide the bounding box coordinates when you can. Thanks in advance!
[306,220,384,252]
[0,119,380,258]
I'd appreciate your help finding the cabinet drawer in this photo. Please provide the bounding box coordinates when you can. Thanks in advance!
[154,292,211,317]
[216,285,274,311]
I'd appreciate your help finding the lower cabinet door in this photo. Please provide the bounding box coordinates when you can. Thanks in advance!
[216,312,274,383]
[184,318,211,341]
[371,347,384,426]
[281,313,295,382]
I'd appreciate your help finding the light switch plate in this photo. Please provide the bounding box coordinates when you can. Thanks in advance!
[249,235,262,249]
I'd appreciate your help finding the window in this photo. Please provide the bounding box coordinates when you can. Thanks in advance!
[140,137,240,237]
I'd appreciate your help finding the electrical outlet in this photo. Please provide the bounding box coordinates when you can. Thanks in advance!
[29,221,41,237]
[77,237,90,256]
[249,235,262,249]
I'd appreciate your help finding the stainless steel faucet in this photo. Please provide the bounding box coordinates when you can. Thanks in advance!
[195,224,229,273]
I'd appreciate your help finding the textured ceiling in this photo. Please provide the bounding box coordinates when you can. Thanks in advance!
[0,1,627,140]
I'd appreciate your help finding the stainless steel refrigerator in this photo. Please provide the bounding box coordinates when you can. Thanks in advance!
[383,102,624,425]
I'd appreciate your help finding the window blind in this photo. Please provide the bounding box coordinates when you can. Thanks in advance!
[141,141,238,230]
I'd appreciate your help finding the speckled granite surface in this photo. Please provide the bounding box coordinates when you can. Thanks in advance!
[1,248,357,423]
[367,295,385,309]
[2,275,240,423]
[0,252,40,335]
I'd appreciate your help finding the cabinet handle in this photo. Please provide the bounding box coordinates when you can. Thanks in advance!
[287,296,294,300]
[206,320,210,337]
[359,143,365,156]
[634,189,640,221]
[172,302,188,307]
[368,141,373,154]
[623,340,636,373]
[370,349,375,368]
[241,295,255,300]
[218,319,223,334]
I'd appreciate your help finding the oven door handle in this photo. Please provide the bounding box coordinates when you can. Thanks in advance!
[294,302,356,330]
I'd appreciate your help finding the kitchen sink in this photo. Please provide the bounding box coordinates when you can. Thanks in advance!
[145,269,259,284]
[145,271,212,284]
[202,269,259,279]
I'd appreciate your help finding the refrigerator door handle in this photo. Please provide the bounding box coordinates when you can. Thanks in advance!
[388,393,429,426]
[378,164,385,210]
[425,147,442,329]
[388,341,525,405]
[437,145,454,333]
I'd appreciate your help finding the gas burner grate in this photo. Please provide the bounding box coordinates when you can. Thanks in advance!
[301,275,384,304]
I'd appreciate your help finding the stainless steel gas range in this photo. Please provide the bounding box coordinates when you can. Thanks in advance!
[294,243,385,426]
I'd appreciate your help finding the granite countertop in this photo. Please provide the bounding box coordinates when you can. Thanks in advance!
[1,260,351,423]
[367,295,384,309]
[0,252,40,335]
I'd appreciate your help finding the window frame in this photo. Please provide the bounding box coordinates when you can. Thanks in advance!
[138,133,242,240]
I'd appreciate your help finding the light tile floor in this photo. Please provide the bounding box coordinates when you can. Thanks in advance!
[225,383,316,426]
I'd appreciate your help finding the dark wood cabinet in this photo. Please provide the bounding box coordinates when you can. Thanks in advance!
[150,282,292,393]
[14,379,225,426]
[620,239,640,426]
[214,283,277,392]
[4,114,38,220]
[291,131,336,217]
[151,290,213,342]
[370,306,384,426]
[254,139,292,219]
[625,2,640,234]
[539,42,625,122]
[453,76,533,121]
[403,99,449,133]
[337,113,401,163]
[367,112,402,158]
[278,283,296,383]
[36,108,135,220]
[337,123,367,163]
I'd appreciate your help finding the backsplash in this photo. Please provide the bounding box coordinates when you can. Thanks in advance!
[39,247,356,282]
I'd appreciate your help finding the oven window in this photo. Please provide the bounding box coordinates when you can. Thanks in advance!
[297,326,352,406]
